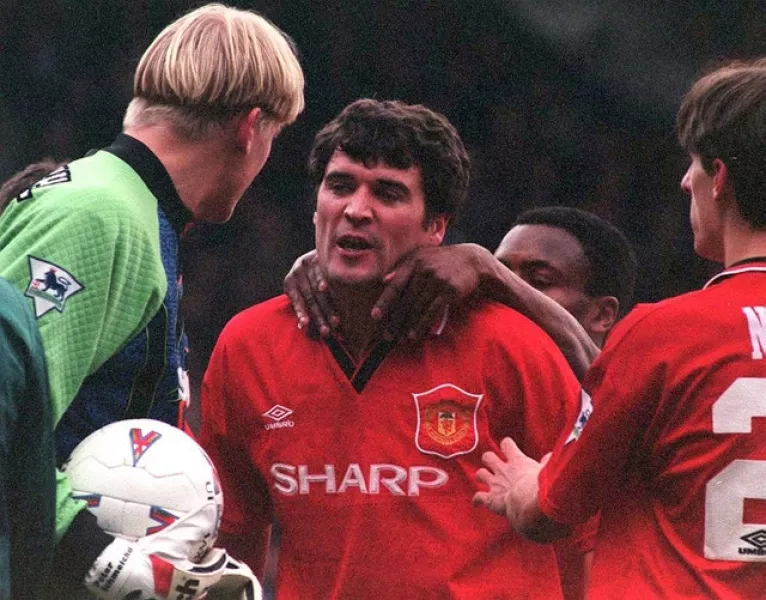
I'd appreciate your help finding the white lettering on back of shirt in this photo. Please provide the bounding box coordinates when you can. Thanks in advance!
[742,307,766,359]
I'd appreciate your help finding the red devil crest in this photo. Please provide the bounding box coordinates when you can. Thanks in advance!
[413,384,483,459]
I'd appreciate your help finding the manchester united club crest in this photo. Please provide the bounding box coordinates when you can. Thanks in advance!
[413,383,483,458]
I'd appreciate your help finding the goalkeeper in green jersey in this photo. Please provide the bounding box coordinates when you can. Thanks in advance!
[0,3,304,598]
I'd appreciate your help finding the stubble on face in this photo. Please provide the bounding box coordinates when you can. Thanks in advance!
[314,151,439,291]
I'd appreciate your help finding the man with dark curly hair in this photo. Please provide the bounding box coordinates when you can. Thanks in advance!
[200,98,581,599]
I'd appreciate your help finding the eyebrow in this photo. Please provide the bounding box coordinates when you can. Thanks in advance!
[375,178,410,196]
[518,259,557,271]
[324,171,411,196]
[497,256,554,270]
[323,171,354,184]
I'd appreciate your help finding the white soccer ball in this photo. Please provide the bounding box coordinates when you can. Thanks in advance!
[62,418,223,562]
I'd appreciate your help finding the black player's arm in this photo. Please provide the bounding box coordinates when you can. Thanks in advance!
[479,256,598,380]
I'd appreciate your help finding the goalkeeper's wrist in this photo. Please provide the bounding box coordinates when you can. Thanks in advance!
[84,537,139,595]
[53,508,115,589]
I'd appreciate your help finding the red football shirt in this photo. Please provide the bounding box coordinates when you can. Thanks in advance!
[201,296,580,599]
[539,263,766,598]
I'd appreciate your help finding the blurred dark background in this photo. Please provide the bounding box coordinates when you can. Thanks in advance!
[0,0,763,396]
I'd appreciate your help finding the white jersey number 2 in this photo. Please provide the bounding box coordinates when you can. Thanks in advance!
[706,377,766,561]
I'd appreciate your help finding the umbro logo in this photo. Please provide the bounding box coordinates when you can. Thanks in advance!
[263,405,293,421]
[262,405,295,431]
[739,529,766,556]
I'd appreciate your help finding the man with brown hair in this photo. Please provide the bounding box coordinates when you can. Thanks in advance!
[474,58,766,598]
[200,98,580,599]
[0,3,304,598]
[283,205,637,598]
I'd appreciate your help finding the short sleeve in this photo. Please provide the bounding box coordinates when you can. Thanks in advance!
[199,330,272,535]
[538,307,662,525]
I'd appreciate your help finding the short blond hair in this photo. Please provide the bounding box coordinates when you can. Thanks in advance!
[123,3,304,137]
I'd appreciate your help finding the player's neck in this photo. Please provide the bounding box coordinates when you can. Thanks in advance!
[722,220,766,267]
[126,126,236,219]
[331,284,385,360]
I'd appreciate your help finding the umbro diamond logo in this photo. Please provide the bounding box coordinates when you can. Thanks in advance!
[262,405,295,430]
[741,529,766,550]
[263,405,293,422]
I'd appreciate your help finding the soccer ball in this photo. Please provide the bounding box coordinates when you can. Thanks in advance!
[62,418,223,561]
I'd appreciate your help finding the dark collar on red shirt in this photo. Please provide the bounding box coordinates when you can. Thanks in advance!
[704,258,766,289]
[101,133,193,236]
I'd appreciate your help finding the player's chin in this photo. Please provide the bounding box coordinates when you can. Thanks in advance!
[201,207,237,224]
[327,268,384,290]
[195,195,240,223]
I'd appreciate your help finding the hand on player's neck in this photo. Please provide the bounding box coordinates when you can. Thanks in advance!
[330,282,386,360]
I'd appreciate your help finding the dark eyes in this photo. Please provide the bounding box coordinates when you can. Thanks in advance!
[377,187,405,203]
[521,271,555,290]
[326,180,354,194]
[527,277,553,290]
[324,180,406,203]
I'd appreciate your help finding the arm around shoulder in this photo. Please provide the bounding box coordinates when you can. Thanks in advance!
[479,257,598,380]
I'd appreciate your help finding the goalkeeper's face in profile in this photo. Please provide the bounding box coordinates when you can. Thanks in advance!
[123,2,305,224]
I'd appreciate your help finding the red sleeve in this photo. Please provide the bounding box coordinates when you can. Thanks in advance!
[553,512,598,599]
[495,316,581,461]
[538,307,661,525]
[198,328,273,537]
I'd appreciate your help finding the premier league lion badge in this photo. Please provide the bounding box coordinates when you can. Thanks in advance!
[413,383,483,459]
[25,256,83,317]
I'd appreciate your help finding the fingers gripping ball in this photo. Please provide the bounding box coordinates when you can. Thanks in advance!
[84,537,229,600]
[62,418,223,563]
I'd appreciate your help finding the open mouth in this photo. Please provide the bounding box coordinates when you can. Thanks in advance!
[336,235,374,251]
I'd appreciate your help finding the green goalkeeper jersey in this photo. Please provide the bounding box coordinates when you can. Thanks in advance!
[0,134,193,540]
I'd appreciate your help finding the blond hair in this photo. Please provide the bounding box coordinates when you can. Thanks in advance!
[123,3,304,138]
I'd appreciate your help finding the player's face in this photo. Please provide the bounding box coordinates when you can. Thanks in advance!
[205,117,284,223]
[314,150,446,288]
[681,154,723,262]
[495,224,594,327]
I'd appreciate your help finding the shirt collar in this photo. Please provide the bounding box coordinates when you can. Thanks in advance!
[704,258,766,289]
[101,133,193,236]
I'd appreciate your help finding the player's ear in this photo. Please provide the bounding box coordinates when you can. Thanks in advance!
[235,107,263,153]
[586,295,619,337]
[711,158,730,200]
[426,215,448,245]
